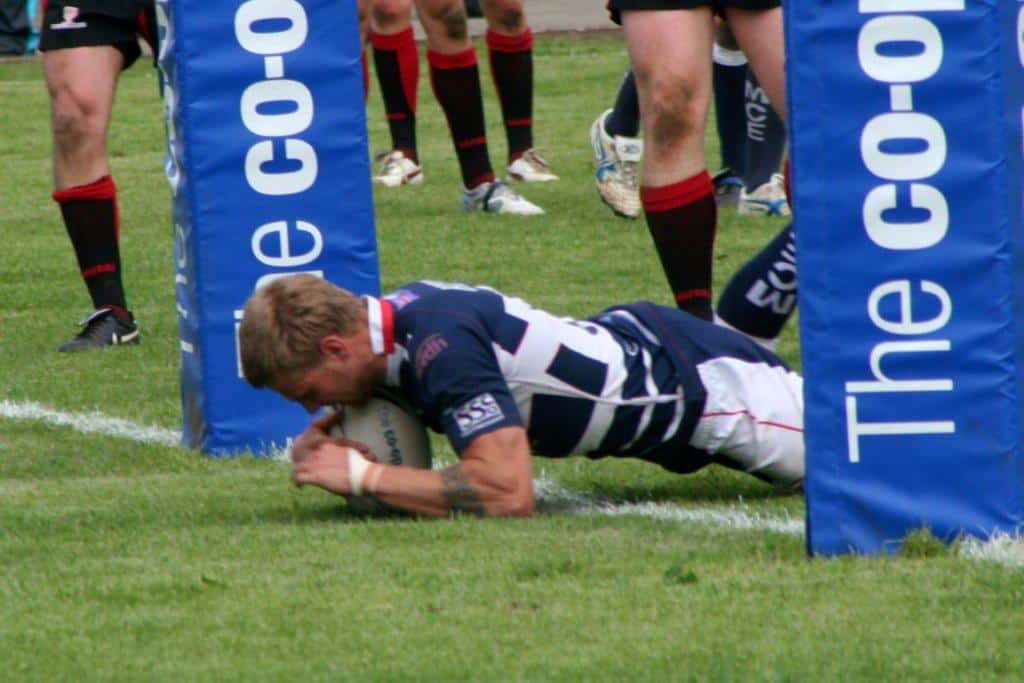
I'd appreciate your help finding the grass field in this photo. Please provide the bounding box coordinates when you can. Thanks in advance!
[2,35,1024,681]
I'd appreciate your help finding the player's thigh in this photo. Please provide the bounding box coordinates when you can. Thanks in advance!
[621,9,714,134]
[723,6,786,118]
[43,46,122,135]
[479,0,525,34]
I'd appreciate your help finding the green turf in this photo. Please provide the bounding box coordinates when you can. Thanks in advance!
[2,37,1022,681]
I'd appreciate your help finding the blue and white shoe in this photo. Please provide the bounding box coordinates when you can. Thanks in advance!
[590,108,643,219]
[738,173,791,217]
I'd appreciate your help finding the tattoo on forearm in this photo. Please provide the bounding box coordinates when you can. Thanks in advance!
[440,465,485,516]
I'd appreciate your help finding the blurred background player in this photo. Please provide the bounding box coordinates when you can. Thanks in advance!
[39,0,156,351]
[607,0,788,321]
[710,19,788,216]
[367,0,553,214]
[590,19,787,220]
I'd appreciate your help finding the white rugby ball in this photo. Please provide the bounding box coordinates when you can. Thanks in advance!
[330,390,432,512]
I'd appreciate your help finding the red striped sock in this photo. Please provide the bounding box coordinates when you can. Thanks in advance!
[487,28,534,162]
[371,28,419,161]
[53,175,129,314]
[428,46,495,188]
[641,171,717,320]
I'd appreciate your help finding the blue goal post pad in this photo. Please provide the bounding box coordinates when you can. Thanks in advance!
[157,0,379,455]
[787,0,1024,554]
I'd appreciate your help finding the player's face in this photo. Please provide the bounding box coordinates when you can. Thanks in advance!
[271,346,377,412]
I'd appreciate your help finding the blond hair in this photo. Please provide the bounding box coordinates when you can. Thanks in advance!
[238,274,366,387]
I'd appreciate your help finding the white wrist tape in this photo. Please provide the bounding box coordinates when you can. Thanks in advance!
[347,448,383,496]
[347,448,373,496]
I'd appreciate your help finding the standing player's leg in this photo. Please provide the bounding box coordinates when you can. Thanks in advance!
[621,7,718,320]
[711,19,748,206]
[737,68,789,216]
[369,0,423,187]
[481,0,556,182]
[416,0,542,214]
[726,5,786,124]
[41,8,142,352]
[590,67,644,219]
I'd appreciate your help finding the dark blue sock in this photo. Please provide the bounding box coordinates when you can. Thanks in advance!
[713,58,748,176]
[605,68,640,138]
[743,70,787,190]
[716,222,796,340]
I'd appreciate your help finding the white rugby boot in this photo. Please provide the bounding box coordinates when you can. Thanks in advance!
[461,180,545,215]
[507,148,559,182]
[590,108,643,219]
[372,150,423,187]
[738,173,791,216]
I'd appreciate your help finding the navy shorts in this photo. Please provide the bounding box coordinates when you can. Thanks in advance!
[39,1,157,70]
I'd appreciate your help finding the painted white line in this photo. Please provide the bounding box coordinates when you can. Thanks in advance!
[534,479,804,535]
[959,533,1024,569]
[2,398,1022,568]
[0,399,181,448]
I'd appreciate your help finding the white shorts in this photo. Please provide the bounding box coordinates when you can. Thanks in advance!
[689,356,804,488]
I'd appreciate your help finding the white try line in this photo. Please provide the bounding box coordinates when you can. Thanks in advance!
[2,397,1022,568]
[0,398,180,447]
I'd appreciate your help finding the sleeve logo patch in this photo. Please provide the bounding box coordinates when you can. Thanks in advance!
[453,393,505,437]
[414,333,449,379]
[386,289,420,310]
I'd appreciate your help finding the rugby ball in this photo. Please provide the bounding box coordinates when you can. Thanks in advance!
[330,389,432,512]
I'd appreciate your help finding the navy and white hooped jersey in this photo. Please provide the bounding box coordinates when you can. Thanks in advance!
[367,281,789,468]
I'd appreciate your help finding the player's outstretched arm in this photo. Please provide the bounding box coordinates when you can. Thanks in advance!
[374,426,535,517]
[291,424,535,518]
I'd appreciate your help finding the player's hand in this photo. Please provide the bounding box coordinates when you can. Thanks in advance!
[292,409,377,464]
[292,441,356,494]
[291,409,344,464]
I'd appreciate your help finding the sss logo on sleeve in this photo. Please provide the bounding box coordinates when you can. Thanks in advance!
[453,393,505,437]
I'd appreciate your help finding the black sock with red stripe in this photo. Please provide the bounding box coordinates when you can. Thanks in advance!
[486,28,533,163]
[371,28,419,162]
[641,171,717,320]
[53,175,130,319]
[428,46,495,189]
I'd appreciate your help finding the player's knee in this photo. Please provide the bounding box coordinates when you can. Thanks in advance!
[370,0,412,29]
[645,87,704,145]
[422,1,468,41]
[49,90,98,151]
[482,0,523,33]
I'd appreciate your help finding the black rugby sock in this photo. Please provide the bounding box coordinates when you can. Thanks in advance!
[641,172,717,321]
[53,174,129,316]
[487,28,534,162]
[372,27,420,162]
[605,68,640,138]
[428,46,495,189]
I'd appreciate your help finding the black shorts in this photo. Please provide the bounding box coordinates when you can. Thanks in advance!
[38,1,157,70]
[607,0,781,24]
